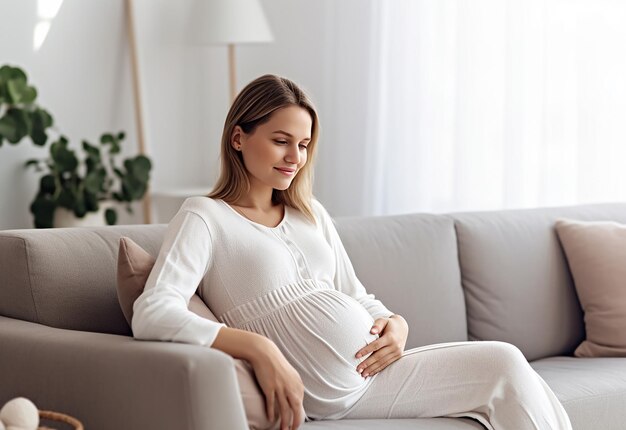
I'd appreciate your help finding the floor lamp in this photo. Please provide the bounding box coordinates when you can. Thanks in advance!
[187,0,274,103]
[125,0,152,224]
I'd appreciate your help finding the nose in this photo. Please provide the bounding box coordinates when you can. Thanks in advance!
[285,144,300,165]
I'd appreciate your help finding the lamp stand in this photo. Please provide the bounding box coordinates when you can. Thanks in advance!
[125,0,152,224]
[228,44,237,103]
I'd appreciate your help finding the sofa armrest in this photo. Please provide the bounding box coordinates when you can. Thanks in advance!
[0,316,248,430]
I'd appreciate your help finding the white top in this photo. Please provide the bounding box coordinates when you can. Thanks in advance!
[132,196,394,419]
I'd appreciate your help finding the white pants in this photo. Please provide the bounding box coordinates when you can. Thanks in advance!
[339,341,573,430]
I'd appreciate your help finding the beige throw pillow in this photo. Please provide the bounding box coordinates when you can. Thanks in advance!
[555,219,626,357]
[116,237,279,430]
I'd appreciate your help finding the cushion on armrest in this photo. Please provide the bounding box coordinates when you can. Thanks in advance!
[117,236,279,429]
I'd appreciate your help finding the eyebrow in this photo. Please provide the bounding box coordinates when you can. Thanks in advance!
[272,130,311,141]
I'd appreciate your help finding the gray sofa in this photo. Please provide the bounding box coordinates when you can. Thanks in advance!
[2,202,626,430]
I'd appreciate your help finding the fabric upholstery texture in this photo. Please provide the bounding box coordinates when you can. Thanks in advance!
[3,201,626,429]
[0,314,248,430]
[116,236,214,325]
[116,236,279,430]
[335,213,467,349]
[451,203,626,361]
[0,224,167,335]
[531,356,626,429]
[555,219,626,357]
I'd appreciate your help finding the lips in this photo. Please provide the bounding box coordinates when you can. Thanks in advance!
[275,167,296,174]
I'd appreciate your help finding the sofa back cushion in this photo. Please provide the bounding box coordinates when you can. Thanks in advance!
[0,212,467,348]
[0,225,166,335]
[335,213,467,349]
[451,203,626,361]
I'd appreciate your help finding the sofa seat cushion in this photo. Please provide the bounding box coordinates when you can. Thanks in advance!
[302,417,485,429]
[531,356,626,430]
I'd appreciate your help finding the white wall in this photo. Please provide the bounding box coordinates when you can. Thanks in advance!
[0,0,373,229]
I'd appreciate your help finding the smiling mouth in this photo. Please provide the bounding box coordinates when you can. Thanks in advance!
[275,168,296,176]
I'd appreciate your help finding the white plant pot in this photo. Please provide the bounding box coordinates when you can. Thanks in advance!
[53,200,116,228]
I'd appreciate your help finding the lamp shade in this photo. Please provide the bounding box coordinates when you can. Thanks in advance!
[187,0,274,45]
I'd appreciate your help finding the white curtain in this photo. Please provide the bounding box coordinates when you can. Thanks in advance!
[358,0,626,215]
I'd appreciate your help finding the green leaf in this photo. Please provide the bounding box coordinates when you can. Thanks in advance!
[98,168,108,192]
[57,188,75,209]
[121,179,135,201]
[29,108,53,146]
[0,108,23,144]
[40,108,53,128]
[131,155,152,181]
[121,176,139,200]
[14,108,32,140]
[24,159,45,172]
[84,170,104,194]
[105,208,117,225]
[134,183,147,199]
[7,78,28,104]
[0,113,18,142]
[24,159,39,168]
[40,174,56,194]
[100,133,114,144]
[0,65,12,81]
[84,190,99,212]
[29,125,47,146]
[51,139,78,172]
[29,112,47,146]
[73,192,86,217]
[29,192,56,228]
[4,66,27,82]
[0,108,30,143]
[83,140,102,173]
[111,141,121,154]
[82,140,100,157]
[21,85,37,104]
[117,156,152,201]
[100,133,121,154]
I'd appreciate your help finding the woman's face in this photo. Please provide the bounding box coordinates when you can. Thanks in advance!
[233,105,312,191]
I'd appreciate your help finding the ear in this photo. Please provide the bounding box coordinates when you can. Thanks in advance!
[231,125,245,151]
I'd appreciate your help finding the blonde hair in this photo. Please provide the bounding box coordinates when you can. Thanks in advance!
[207,74,320,224]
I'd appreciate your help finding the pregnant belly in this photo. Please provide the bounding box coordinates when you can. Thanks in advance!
[256,289,380,394]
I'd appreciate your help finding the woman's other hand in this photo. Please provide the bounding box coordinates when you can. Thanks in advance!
[249,337,305,430]
[354,314,409,378]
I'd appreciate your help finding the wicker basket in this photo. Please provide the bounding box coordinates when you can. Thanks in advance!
[37,410,84,430]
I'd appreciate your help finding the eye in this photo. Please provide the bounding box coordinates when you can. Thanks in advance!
[274,140,288,145]
[299,144,308,150]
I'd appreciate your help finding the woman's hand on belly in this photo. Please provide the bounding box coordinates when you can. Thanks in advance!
[248,338,306,430]
[354,314,409,378]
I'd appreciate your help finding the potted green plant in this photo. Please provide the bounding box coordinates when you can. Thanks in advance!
[1,64,153,228]
[25,132,152,228]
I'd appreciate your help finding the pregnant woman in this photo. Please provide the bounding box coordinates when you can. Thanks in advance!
[132,74,572,430]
